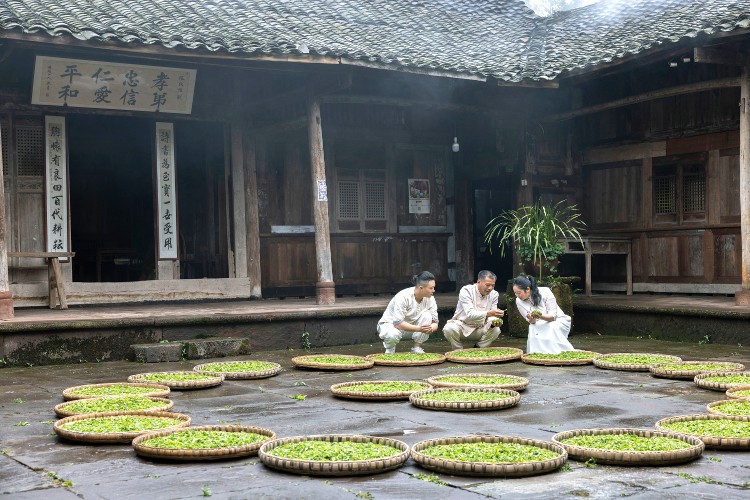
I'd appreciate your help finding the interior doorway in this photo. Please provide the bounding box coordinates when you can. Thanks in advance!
[68,115,155,282]
[474,179,514,287]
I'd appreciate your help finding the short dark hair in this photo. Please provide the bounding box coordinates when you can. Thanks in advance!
[477,270,496,281]
[411,271,436,287]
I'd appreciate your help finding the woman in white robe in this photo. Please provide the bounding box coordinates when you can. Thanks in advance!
[512,275,574,354]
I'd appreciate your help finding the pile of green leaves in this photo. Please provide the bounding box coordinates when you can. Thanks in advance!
[61,415,183,433]
[434,375,522,385]
[730,389,750,398]
[303,356,368,365]
[702,374,750,384]
[344,382,430,393]
[140,430,268,449]
[525,352,595,360]
[600,354,677,365]
[420,441,560,463]
[657,362,740,371]
[418,390,513,402]
[449,349,518,359]
[372,353,442,361]
[62,396,167,414]
[136,372,218,382]
[197,361,277,373]
[711,401,750,416]
[559,433,692,451]
[69,385,160,397]
[268,440,402,461]
[661,419,750,438]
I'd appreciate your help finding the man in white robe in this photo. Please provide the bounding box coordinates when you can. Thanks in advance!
[443,270,505,350]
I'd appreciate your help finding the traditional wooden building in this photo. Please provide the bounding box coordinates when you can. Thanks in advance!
[0,0,749,317]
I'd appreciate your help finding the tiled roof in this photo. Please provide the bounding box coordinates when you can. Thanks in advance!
[0,0,749,82]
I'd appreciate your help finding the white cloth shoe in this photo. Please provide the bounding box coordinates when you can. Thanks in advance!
[385,347,396,354]
[410,346,425,354]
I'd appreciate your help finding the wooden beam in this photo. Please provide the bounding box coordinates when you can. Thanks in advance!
[544,77,741,122]
[244,133,263,298]
[320,94,518,117]
[693,47,749,67]
[739,67,750,297]
[0,123,12,318]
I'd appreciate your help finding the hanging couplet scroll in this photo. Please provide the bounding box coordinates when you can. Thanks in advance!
[44,116,69,259]
[155,122,178,260]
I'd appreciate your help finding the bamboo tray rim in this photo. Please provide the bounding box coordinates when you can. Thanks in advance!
[726,387,750,400]
[410,387,521,412]
[444,347,524,364]
[521,351,600,366]
[193,361,282,380]
[694,372,750,391]
[365,353,446,366]
[132,425,276,461]
[291,355,374,371]
[655,414,750,449]
[410,434,567,477]
[650,361,746,379]
[127,371,224,389]
[62,382,171,401]
[54,396,173,418]
[707,399,750,416]
[330,380,433,400]
[551,427,704,465]
[426,373,529,390]
[53,411,191,444]
[258,434,409,476]
[593,353,682,371]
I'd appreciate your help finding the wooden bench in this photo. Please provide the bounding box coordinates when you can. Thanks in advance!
[8,252,75,309]
[560,237,632,296]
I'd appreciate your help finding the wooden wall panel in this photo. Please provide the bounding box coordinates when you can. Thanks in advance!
[718,152,740,224]
[585,161,641,228]
[260,237,316,287]
[647,236,679,278]
[714,231,740,279]
[396,148,448,227]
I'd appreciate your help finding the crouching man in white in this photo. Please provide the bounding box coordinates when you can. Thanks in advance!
[443,270,505,350]
[377,271,439,354]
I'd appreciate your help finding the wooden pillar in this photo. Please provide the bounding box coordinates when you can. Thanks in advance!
[737,67,750,306]
[0,125,13,318]
[230,123,248,279]
[454,178,474,286]
[307,98,335,304]
[244,132,262,298]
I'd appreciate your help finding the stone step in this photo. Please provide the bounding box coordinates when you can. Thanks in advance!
[131,337,251,363]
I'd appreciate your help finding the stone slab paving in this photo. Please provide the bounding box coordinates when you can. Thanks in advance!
[1,335,749,499]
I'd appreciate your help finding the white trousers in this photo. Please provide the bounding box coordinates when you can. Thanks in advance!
[443,319,500,349]
[526,314,573,354]
[377,311,433,350]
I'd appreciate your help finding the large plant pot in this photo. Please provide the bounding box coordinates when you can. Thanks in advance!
[505,280,575,337]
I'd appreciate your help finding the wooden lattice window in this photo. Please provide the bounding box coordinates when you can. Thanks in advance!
[337,180,360,220]
[653,160,705,224]
[16,126,44,176]
[682,166,705,213]
[1,125,8,176]
[653,174,675,215]
[335,169,387,232]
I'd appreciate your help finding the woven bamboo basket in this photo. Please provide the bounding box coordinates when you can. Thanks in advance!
[258,434,409,476]
[54,396,173,418]
[53,411,191,444]
[445,347,524,364]
[291,355,374,371]
[365,353,446,367]
[410,387,521,412]
[650,361,746,380]
[426,373,528,391]
[706,399,750,417]
[62,382,171,401]
[726,387,750,400]
[193,361,282,380]
[521,351,600,366]
[593,353,682,372]
[694,372,750,392]
[655,414,750,449]
[127,371,224,390]
[330,380,432,401]
[411,435,567,477]
[551,428,704,465]
[132,425,276,461]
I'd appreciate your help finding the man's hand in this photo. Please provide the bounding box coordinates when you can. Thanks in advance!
[420,323,438,334]
[487,308,504,318]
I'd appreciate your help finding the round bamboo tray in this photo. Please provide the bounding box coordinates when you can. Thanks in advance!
[650,361,746,380]
[655,414,750,449]
[258,434,409,476]
[410,387,521,412]
[193,361,282,380]
[445,347,524,364]
[365,353,446,367]
[132,425,276,461]
[62,382,171,401]
[726,387,750,400]
[707,399,750,417]
[521,351,600,366]
[411,435,567,477]
[54,396,173,418]
[426,373,528,391]
[53,411,191,444]
[551,428,704,465]
[291,355,374,371]
[127,371,224,390]
[330,380,432,401]
[593,353,682,372]
[694,372,750,392]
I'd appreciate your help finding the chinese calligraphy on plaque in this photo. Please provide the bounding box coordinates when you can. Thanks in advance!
[45,116,69,257]
[408,178,430,214]
[156,122,178,259]
[32,56,196,114]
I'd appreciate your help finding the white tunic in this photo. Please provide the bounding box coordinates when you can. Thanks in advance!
[378,287,438,327]
[515,286,574,354]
